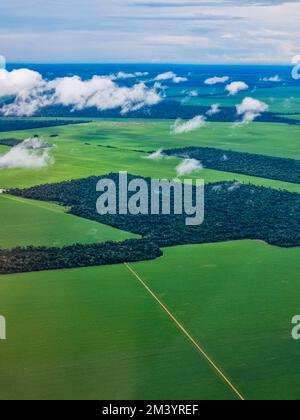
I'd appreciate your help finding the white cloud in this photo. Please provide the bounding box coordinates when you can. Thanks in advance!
[206,104,220,116]
[204,76,229,85]
[154,71,188,83]
[0,138,54,169]
[0,68,44,96]
[225,81,249,96]
[260,75,282,82]
[115,71,149,79]
[235,97,269,126]
[0,68,161,116]
[145,149,164,160]
[176,159,203,177]
[189,90,198,97]
[172,115,206,134]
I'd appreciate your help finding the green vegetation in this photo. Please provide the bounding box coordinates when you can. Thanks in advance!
[0,264,236,400]
[132,241,300,400]
[10,174,300,250]
[0,194,136,249]
[0,118,89,132]
[0,239,161,274]
[165,146,300,184]
[0,120,300,194]
[0,113,299,400]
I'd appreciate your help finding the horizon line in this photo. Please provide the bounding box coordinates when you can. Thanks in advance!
[6,61,292,67]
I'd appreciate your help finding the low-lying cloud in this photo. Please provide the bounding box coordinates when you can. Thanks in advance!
[114,71,149,79]
[260,75,282,82]
[0,138,55,169]
[154,71,188,84]
[235,97,269,126]
[204,76,229,85]
[225,81,249,96]
[145,149,165,160]
[0,68,44,97]
[0,68,161,116]
[176,158,203,176]
[206,104,220,116]
[172,115,206,134]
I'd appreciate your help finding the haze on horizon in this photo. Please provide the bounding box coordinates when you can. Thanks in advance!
[0,0,299,64]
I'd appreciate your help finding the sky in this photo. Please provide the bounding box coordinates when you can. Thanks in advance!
[0,0,299,64]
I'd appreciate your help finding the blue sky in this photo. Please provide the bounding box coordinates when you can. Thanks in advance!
[0,0,299,64]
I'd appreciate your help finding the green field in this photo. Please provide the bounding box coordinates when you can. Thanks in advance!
[132,241,300,400]
[0,194,136,249]
[0,116,300,400]
[0,121,300,193]
[0,264,236,400]
[1,241,300,400]
[172,85,300,114]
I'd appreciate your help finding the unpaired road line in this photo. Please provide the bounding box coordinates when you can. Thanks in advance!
[124,262,245,401]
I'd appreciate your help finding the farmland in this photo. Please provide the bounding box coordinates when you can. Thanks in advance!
[0,194,136,249]
[0,114,299,400]
[0,121,300,193]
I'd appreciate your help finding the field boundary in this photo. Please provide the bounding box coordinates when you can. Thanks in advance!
[124,262,245,401]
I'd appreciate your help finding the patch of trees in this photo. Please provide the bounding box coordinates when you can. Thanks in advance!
[165,147,300,184]
[10,173,300,251]
[0,119,90,132]
[35,103,299,125]
[0,138,23,147]
[0,239,162,275]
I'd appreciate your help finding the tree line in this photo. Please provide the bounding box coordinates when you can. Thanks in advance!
[165,146,300,184]
[0,239,162,275]
[9,173,300,251]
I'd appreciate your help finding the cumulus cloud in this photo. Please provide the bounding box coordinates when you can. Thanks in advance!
[176,159,203,176]
[235,97,269,126]
[0,68,44,97]
[0,138,55,169]
[225,81,249,96]
[204,76,229,85]
[260,75,282,82]
[206,104,220,116]
[172,115,206,134]
[154,71,188,83]
[145,149,165,160]
[0,68,161,116]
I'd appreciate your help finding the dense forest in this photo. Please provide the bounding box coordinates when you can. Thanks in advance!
[33,102,299,125]
[165,147,300,184]
[0,239,162,275]
[10,173,300,252]
[0,119,90,132]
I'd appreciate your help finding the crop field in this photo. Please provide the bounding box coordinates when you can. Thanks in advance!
[0,115,299,400]
[1,241,299,400]
[0,194,136,249]
[1,0,300,402]
[0,264,236,400]
[131,241,300,400]
[0,121,300,193]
